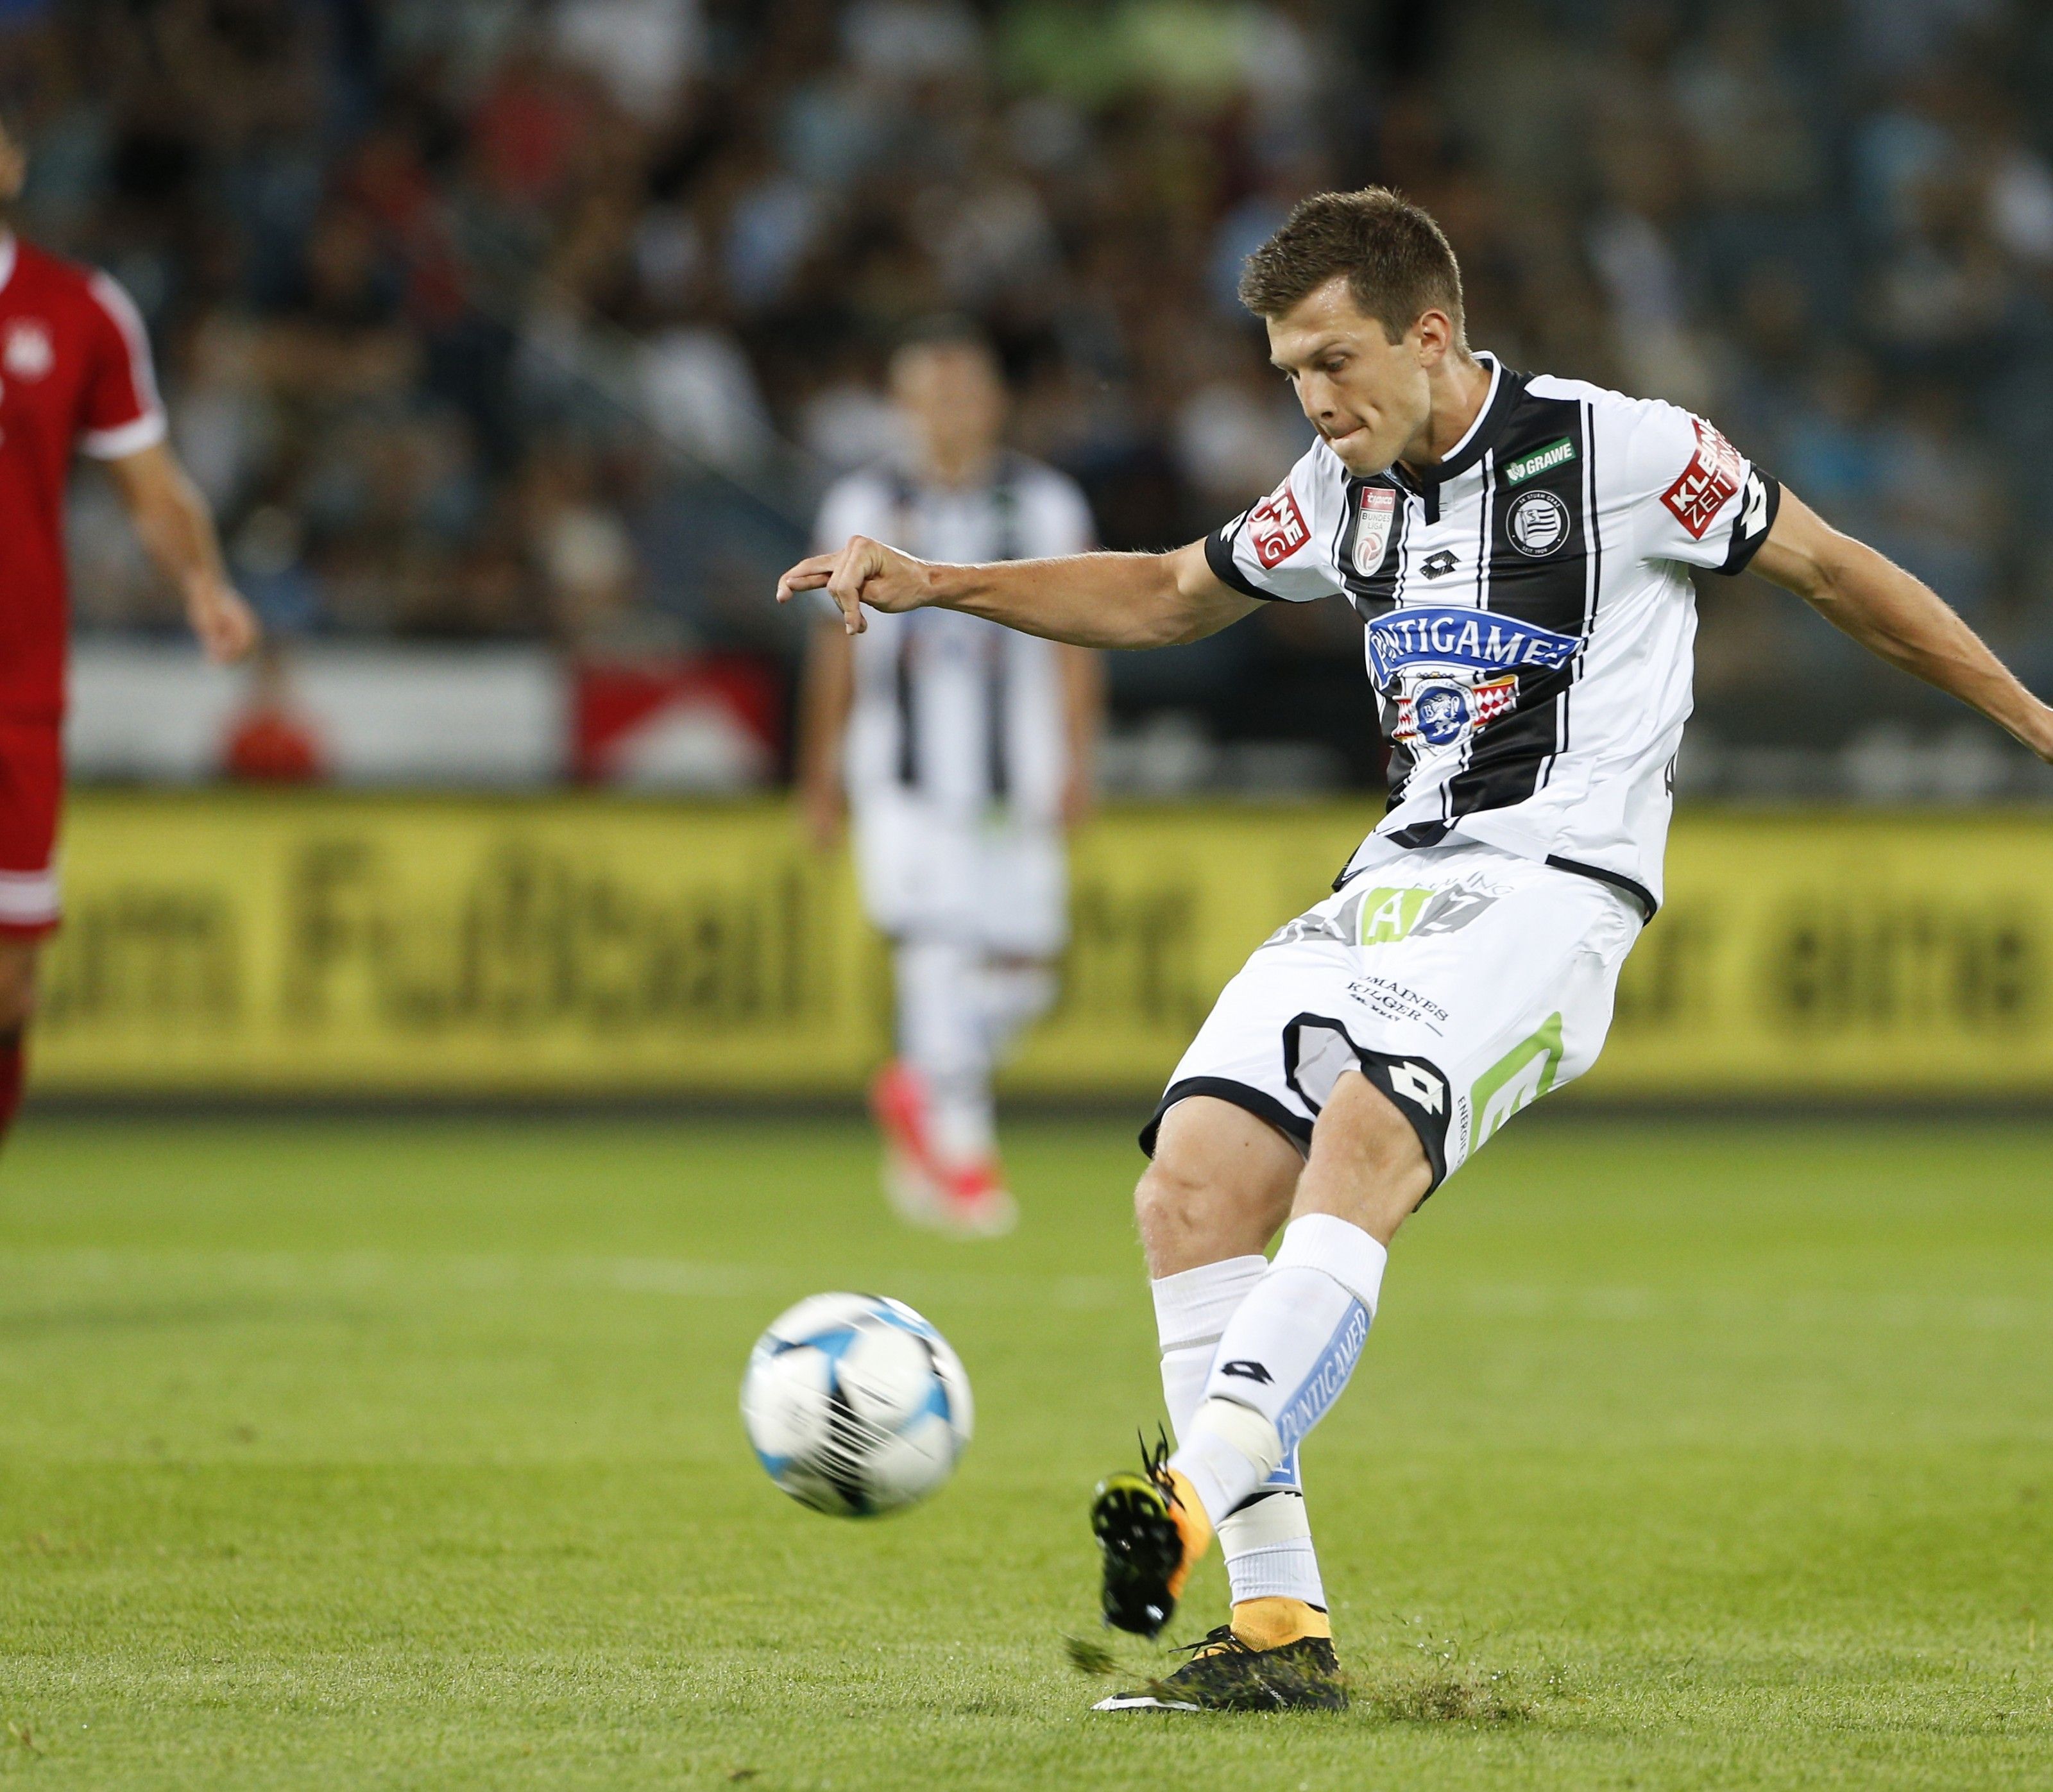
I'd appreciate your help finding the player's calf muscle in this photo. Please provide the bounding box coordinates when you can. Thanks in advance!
[1136,1098,1297,1276]
[1293,1071,1432,1246]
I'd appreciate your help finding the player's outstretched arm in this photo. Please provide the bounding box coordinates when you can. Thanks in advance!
[1750,490,2053,763]
[775,537,1258,649]
[103,442,259,664]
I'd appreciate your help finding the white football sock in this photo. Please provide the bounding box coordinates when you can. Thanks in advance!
[1153,1255,1267,1437]
[895,937,994,1162]
[979,960,1057,1061]
[1170,1214,1388,1524]
[1152,1255,1326,1609]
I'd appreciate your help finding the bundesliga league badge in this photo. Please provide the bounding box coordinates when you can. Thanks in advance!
[1354,487,1396,576]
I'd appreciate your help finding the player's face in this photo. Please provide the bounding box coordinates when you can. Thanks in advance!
[892,342,1006,472]
[1267,278,1440,477]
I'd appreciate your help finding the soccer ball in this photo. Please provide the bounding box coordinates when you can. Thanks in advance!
[740,1293,973,1516]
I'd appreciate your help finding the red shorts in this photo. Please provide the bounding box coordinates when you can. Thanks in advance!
[0,720,62,939]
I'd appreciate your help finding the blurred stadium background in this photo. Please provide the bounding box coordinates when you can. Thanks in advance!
[2,0,2045,1104]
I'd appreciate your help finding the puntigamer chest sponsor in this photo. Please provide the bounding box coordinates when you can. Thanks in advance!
[1365,607,1579,683]
[1368,606,1580,750]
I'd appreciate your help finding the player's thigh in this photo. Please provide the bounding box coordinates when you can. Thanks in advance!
[1136,1095,1301,1277]
[1292,1068,1434,1246]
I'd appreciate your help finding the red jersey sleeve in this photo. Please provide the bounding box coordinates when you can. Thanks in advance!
[77,271,167,460]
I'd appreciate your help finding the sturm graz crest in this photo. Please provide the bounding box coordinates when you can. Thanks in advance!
[1506,489,1569,557]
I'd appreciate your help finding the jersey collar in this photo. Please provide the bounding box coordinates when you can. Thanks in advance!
[1425,351,1509,481]
[0,234,15,296]
[1388,350,1521,521]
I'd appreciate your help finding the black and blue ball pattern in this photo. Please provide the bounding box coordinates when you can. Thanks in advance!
[740,1293,975,1516]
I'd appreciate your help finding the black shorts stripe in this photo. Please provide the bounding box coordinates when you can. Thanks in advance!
[1545,853,1657,919]
[1139,1076,1313,1159]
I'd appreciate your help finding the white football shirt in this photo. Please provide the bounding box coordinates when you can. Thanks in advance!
[1204,354,1779,912]
[817,454,1096,823]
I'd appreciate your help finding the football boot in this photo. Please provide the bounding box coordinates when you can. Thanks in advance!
[1089,1431,1212,1638]
[1092,1625,1347,1713]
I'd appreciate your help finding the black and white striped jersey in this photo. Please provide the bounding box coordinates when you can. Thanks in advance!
[1204,354,1779,915]
[817,454,1095,823]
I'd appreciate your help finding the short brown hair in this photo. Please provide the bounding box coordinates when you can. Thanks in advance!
[1238,188,1467,346]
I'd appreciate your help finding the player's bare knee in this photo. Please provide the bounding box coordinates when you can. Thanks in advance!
[1132,1154,1216,1268]
[1136,1095,1300,1273]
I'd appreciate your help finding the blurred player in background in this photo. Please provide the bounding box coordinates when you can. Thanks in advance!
[797,320,1102,1236]
[0,110,258,1147]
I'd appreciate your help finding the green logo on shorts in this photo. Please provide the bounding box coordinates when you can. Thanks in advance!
[1356,887,1433,945]
[1470,1012,1564,1149]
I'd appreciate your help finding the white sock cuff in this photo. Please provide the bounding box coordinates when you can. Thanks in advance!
[1273,1215,1388,1316]
[1218,1490,1311,1552]
[1224,1537,1327,1608]
[1150,1255,1268,1351]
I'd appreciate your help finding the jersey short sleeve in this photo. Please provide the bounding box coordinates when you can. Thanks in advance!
[1624,398,1778,575]
[1203,439,1348,603]
[77,271,167,460]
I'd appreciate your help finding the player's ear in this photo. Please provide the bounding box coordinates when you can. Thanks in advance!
[1410,309,1454,367]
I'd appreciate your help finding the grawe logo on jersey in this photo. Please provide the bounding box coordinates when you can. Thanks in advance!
[4,320,53,382]
[1249,483,1309,568]
[1660,418,1743,540]
[1354,486,1396,576]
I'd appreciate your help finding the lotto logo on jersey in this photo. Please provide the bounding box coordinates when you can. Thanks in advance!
[1248,483,1309,568]
[1660,419,1744,540]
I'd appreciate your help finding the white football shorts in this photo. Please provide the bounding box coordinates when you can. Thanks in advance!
[1141,837,1643,1190]
[851,789,1067,960]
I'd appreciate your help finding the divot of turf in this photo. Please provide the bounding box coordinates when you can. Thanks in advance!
[1062,1634,1118,1677]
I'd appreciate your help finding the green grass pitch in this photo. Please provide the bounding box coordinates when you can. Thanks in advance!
[1,1113,2049,1788]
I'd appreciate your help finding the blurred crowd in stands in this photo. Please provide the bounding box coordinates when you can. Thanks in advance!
[8,0,2053,792]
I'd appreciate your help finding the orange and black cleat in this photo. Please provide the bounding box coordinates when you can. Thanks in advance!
[1089,1429,1213,1638]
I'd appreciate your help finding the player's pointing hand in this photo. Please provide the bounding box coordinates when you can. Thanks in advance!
[776,536,930,635]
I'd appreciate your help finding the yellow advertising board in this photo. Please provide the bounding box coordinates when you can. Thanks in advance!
[31,792,2053,1100]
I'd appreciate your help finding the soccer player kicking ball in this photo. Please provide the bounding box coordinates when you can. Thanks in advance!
[796,320,1102,1236]
[0,114,257,1144]
[777,189,2053,1711]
